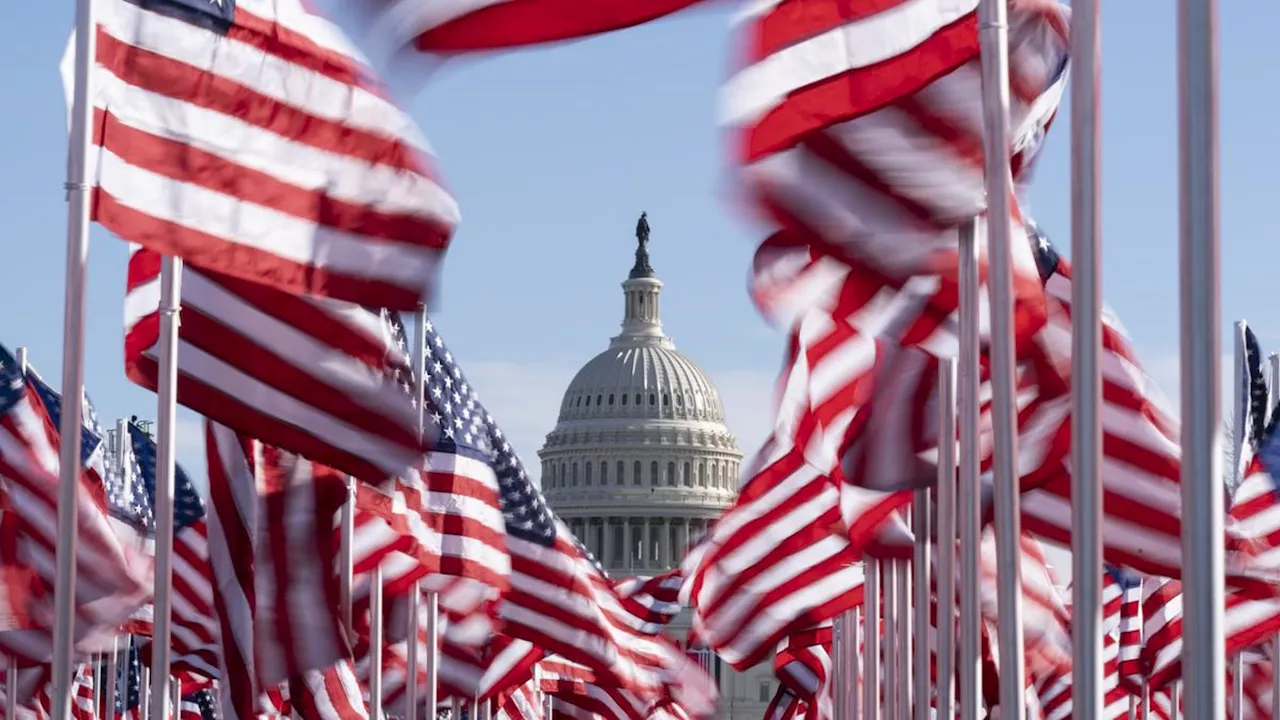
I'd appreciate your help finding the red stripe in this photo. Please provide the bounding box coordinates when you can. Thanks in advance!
[95,110,450,249]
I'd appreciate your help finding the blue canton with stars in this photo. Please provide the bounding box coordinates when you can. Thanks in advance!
[115,637,143,715]
[184,689,219,720]
[1025,219,1061,284]
[389,312,558,546]
[143,0,236,33]
[22,367,105,474]
[1258,416,1280,494]
[106,422,205,536]
[1104,563,1141,591]
[0,345,30,424]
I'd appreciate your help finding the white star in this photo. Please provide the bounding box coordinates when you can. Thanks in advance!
[1038,234,1050,252]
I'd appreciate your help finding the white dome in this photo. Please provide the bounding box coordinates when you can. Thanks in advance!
[557,338,727,425]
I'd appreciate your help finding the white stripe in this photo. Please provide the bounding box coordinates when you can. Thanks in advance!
[721,0,979,125]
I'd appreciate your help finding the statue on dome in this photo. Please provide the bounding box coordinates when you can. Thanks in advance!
[636,212,650,250]
[630,212,654,278]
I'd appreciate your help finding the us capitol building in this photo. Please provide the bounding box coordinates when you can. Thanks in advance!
[537,216,776,720]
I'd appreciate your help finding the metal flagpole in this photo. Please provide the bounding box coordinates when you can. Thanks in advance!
[912,485,931,720]
[1272,349,1280,720]
[862,558,881,720]
[935,357,957,720]
[170,677,180,720]
[104,637,118,720]
[371,565,385,720]
[883,560,898,720]
[53,0,97,715]
[975,0,1026,713]
[850,607,861,720]
[413,309,442,720]
[340,476,355,637]
[1170,681,1181,720]
[896,557,911,718]
[1228,322,1248,720]
[832,615,846,720]
[405,583,421,720]
[93,655,102,719]
[956,218,982,720]
[150,256,184,720]
[1069,0,1104,714]
[140,668,150,720]
[10,346,27,720]
[1177,0,1224,713]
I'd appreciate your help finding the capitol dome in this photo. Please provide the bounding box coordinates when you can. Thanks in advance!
[537,218,776,720]
[539,222,743,575]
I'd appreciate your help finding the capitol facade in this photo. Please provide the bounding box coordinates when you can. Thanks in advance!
[537,224,776,720]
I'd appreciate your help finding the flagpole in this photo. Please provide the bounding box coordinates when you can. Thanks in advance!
[832,614,846,720]
[52,0,97,714]
[340,476,354,636]
[413,308,441,720]
[883,560,898,720]
[849,607,861,720]
[975,0,1026,713]
[912,487,930,720]
[105,422,126,720]
[149,256,183,720]
[862,557,880,720]
[104,636,118,720]
[1069,0,1104,713]
[896,556,911,718]
[1227,320,1247,720]
[956,217,982,720]
[934,357,957,720]
[1271,352,1280,720]
[371,565,384,720]
[1177,0,1224,714]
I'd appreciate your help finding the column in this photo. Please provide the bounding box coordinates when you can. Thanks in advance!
[676,520,689,565]
[659,519,670,568]
[626,519,635,571]
[644,519,653,569]
[602,516,613,571]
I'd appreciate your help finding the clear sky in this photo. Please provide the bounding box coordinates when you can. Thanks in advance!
[1,2,1275,581]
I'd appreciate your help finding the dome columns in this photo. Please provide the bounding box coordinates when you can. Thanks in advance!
[568,515,712,572]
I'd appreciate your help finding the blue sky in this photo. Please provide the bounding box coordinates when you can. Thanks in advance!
[0,3,1274,580]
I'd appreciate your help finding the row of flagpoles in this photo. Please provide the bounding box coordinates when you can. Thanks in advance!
[38,0,1228,719]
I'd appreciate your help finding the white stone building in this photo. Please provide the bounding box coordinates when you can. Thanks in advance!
[537,229,777,720]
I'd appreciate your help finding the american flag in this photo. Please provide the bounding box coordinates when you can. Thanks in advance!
[0,344,151,660]
[22,367,107,488]
[351,315,509,590]
[63,0,458,310]
[353,0,709,53]
[120,421,220,679]
[204,420,351,720]
[723,0,1068,356]
[124,244,426,485]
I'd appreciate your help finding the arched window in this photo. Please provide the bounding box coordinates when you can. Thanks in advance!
[649,393,656,406]
[667,462,676,487]
[585,395,591,406]
[633,461,642,485]
[617,461,625,486]
[597,394,603,405]
[600,461,608,485]
[585,462,593,485]
[560,463,566,488]
[622,394,628,406]
[699,462,707,487]
[635,393,642,405]
[651,461,659,486]
[683,462,692,487]
[609,394,615,405]
[572,463,579,486]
